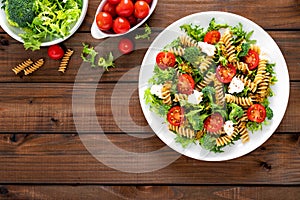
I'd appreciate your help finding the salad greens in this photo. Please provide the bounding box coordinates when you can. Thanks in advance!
[144,18,277,153]
[2,0,83,50]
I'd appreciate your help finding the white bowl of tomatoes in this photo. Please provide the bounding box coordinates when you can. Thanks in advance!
[91,0,157,39]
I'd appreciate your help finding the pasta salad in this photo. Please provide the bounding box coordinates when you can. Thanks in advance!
[144,18,277,152]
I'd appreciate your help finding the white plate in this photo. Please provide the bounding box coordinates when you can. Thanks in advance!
[0,0,88,47]
[91,0,157,39]
[138,11,290,161]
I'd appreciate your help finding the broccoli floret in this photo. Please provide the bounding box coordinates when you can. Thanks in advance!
[202,86,215,104]
[5,0,36,28]
[183,46,204,66]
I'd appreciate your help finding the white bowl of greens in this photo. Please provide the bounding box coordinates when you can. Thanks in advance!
[0,0,88,50]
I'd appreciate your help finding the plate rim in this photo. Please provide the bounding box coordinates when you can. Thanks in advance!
[138,11,290,161]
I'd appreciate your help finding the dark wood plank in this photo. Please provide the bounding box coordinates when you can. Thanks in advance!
[0,185,300,200]
[0,133,299,184]
[0,82,298,133]
[0,30,299,82]
[2,0,299,33]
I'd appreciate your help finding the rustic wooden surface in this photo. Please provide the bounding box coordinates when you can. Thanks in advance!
[0,0,299,199]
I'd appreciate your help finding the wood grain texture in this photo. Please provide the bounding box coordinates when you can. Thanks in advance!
[0,82,298,133]
[0,134,299,184]
[0,31,299,82]
[0,185,300,200]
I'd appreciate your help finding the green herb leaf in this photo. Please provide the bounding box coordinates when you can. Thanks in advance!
[135,24,152,40]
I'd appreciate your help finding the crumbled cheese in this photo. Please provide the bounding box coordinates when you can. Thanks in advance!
[259,50,271,61]
[198,42,216,57]
[63,0,67,3]
[150,84,163,99]
[187,90,203,104]
[224,120,234,136]
[228,76,244,94]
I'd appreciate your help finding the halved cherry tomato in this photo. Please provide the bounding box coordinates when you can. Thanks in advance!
[103,2,117,18]
[167,106,184,126]
[118,38,134,54]
[243,49,260,70]
[216,64,236,83]
[204,113,224,133]
[116,0,134,17]
[134,1,150,19]
[203,30,221,44]
[155,51,176,70]
[108,0,121,5]
[247,104,266,123]
[177,74,195,95]
[48,44,65,60]
[113,17,131,34]
[96,12,113,31]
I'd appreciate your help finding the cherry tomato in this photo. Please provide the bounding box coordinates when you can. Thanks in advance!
[118,38,134,54]
[48,44,65,60]
[143,0,152,4]
[155,51,176,70]
[177,74,195,95]
[113,17,131,34]
[247,104,266,123]
[243,49,260,70]
[204,113,224,133]
[116,0,134,17]
[203,30,221,44]
[102,2,117,18]
[108,0,121,4]
[134,1,150,19]
[127,14,138,26]
[216,64,236,83]
[167,106,184,127]
[96,12,113,31]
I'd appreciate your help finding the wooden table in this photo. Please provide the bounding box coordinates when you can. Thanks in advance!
[0,0,300,199]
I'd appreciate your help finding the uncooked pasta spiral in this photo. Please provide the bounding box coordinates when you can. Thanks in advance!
[199,56,214,73]
[253,59,267,85]
[12,59,33,74]
[214,77,225,107]
[219,31,237,63]
[174,93,188,102]
[167,46,185,57]
[58,49,74,73]
[225,94,253,107]
[195,72,215,91]
[24,58,44,75]
[235,74,257,92]
[179,35,198,47]
[168,124,196,138]
[161,81,172,105]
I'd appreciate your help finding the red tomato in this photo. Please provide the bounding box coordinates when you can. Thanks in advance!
[116,0,134,17]
[108,0,121,4]
[113,17,131,34]
[48,44,65,60]
[118,38,134,54]
[155,51,176,70]
[167,106,184,127]
[127,14,138,26]
[143,0,152,4]
[96,12,113,31]
[102,2,117,18]
[216,64,236,83]
[134,1,150,19]
[247,104,266,123]
[203,30,221,44]
[177,74,195,95]
[243,49,260,70]
[204,113,224,133]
